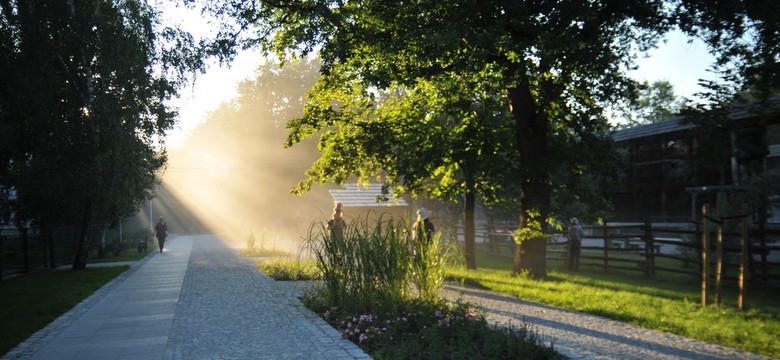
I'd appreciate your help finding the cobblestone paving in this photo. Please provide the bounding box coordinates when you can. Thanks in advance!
[164,236,368,360]
[7,234,774,360]
[441,285,774,360]
[3,235,367,360]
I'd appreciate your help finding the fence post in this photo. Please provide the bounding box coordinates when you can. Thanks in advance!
[22,227,29,273]
[738,203,749,311]
[0,228,4,281]
[701,204,709,307]
[603,222,609,271]
[644,219,654,276]
[715,209,723,306]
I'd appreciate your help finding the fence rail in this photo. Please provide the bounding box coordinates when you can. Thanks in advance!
[0,224,148,280]
[476,221,780,289]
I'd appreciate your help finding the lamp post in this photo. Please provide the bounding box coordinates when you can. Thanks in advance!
[149,188,154,234]
[149,198,153,235]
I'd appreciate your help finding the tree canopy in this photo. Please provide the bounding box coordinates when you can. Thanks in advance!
[195,0,779,277]
[0,0,199,269]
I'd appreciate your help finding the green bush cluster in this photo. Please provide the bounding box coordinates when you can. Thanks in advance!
[302,214,455,314]
[319,299,562,359]
[299,214,560,359]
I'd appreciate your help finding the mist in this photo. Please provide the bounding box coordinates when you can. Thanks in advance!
[157,58,334,251]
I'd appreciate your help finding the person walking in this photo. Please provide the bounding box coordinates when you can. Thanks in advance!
[413,207,435,244]
[155,216,168,253]
[327,202,346,240]
[567,217,584,271]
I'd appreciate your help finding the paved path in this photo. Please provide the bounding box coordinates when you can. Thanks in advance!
[440,285,774,360]
[4,234,774,360]
[3,235,368,360]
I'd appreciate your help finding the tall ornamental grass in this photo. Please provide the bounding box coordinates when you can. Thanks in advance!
[302,214,453,314]
[410,229,450,302]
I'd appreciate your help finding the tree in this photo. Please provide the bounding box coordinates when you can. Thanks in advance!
[0,0,198,269]
[285,67,517,270]
[202,0,778,277]
[165,58,327,244]
[675,0,780,104]
[624,80,686,124]
[198,0,672,277]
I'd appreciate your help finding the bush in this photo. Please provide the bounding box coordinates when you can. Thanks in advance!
[315,299,562,359]
[298,214,561,359]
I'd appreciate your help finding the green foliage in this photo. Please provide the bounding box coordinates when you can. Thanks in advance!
[0,267,128,355]
[410,231,452,302]
[675,0,780,102]
[511,219,551,246]
[302,215,412,314]
[0,0,201,267]
[318,299,562,359]
[301,214,455,315]
[448,248,780,359]
[622,80,686,124]
[199,0,778,278]
[256,258,320,281]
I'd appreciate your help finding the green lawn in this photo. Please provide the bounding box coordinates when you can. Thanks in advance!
[447,248,780,358]
[0,267,128,356]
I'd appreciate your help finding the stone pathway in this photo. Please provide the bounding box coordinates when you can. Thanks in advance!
[4,234,773,360]
[3,235,367,360]
[440,285,774,360]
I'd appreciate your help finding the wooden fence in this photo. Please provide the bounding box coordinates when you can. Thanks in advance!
[479,220,780,290]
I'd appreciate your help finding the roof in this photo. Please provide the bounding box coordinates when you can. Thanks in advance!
[329,183,408,207]
[612,116,691,142]
[613,97,780,142]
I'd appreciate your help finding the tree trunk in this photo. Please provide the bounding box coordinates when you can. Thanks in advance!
[507,74,550,278]
[72,201,93,270]
[464,192,477,270]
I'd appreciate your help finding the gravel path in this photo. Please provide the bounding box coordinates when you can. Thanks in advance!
[440,284,774,360]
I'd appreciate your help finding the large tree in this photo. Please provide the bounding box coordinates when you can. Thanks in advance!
[197,0,671,277]
[286,67,518,269]
[0,0,198,269]
[200,0,777,277]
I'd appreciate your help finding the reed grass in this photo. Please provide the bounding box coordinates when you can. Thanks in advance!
[302,214,425,313]
[298,215,560,359]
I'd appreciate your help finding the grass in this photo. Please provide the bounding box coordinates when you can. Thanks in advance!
[256,258,320,281]
[88,243,158,263]
[0,267,129,356]
[240,247,291,258]
[447,247,780,358]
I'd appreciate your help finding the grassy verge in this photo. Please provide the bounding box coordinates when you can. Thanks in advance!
[256,258,320,281]
[447,248,780,358]
[88,245,157,263]
[0,267,128,355]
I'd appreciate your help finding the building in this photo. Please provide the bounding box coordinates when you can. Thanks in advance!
[611,97,780,223]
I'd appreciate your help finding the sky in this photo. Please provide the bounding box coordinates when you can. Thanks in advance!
[162,6,717,148]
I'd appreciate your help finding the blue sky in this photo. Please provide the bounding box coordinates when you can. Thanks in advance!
[630,29,716,100]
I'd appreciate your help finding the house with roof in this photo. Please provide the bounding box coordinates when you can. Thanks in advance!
[610,97,780,223]
[327,183,410,219]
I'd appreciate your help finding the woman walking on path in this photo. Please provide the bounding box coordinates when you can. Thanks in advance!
[155,216,168,253]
